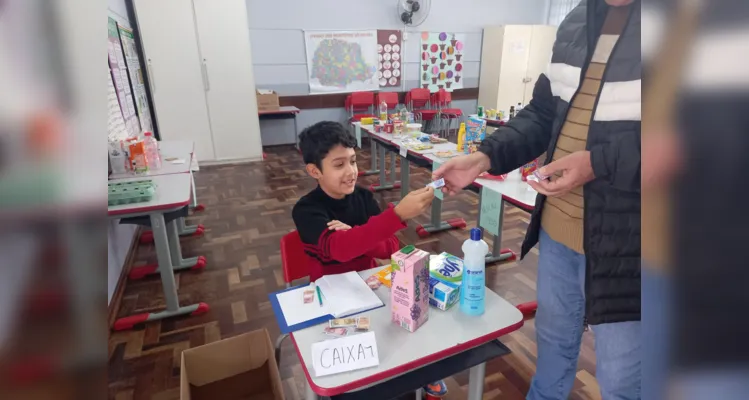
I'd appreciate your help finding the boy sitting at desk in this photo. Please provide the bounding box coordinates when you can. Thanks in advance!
[293,121,447,398]
[292,121,434,282]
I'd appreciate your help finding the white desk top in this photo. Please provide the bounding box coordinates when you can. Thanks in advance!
[258,106,300,115]
[291,266,523,397]
[109,140,195,180]
[355,123,537,210]
[474,170,538,211]
[108,173,192,217]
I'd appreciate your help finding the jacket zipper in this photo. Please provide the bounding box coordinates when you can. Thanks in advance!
[582,3,636,323]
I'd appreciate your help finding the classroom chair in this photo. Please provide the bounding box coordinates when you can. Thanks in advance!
[346,91,376,122]
[433,89,463,138]
[274,230,310,364]
[375,91,399,113]
[406,88,438,132]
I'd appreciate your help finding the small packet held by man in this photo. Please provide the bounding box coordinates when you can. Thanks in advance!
[303,289,315,304]
[324,327,349,337]
[329,318,358,328]
[355,317,370,332]
[426,178,445,190]
[527,170,550,182]
[365,275,382,289]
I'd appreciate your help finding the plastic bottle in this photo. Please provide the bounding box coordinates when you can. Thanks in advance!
[399,106,409,125]
[460,228,488,316]
[456,122,466,153]
[143,131,161,170]
[379,101,388,121]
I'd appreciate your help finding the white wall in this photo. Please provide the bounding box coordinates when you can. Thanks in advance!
[246,0,550,141]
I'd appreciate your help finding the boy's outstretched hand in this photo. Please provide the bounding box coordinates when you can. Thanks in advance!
[327,220,352,231]
[394,187,435,220]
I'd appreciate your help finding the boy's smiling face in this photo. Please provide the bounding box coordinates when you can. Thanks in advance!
[306,144,358,199]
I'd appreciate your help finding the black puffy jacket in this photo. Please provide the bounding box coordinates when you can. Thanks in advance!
[478,0,641,325]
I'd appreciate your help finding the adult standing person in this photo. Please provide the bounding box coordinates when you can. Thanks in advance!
[433,0,641,398]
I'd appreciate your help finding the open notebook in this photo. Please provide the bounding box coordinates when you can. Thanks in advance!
[269,271,384,334]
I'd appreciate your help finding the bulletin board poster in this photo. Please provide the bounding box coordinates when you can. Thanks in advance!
[419,32,466,92]
[108,17,140,137]
[305,30,379,94]
[117,23,153,132]
[376,30,402,88]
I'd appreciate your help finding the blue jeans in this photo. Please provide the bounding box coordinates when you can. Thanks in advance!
[528,230,641,400]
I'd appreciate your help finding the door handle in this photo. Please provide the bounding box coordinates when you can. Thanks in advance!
[147,58,156,93]
[202,59,210,91]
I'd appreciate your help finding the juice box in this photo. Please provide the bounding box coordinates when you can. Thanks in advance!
[428,253,464,311]
[391,245,430,332]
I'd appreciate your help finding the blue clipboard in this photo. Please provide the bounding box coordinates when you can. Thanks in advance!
[269,284,384,334]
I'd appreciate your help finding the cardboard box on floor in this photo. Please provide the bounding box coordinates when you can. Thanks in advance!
[180,328,284,400]
[256,90,279,111]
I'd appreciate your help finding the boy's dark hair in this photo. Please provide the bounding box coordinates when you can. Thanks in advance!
[298,121,357,169]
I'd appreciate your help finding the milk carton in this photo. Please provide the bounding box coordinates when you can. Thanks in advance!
[390,245,430,332]
[428,253,464,311]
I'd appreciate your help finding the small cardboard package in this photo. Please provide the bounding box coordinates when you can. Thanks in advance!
[256,90,280,111]
[180,328,284,400]
[391,245,430,332]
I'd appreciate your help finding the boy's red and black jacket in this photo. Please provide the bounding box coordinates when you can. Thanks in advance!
[291,186,406,281]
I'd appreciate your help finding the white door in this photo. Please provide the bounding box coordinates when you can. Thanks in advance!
[496,25,532,112]
[524,26,558,104]
[192,0,263,161]
[133,0,215,161]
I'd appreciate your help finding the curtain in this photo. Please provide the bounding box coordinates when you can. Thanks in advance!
[548,0,582,26]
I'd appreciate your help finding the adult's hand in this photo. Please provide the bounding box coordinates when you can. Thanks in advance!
[642,129,682,189]
[431,152,491,196]
[528,151,594,197]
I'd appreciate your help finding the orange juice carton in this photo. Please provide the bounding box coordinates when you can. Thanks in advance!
[390,245,430,332]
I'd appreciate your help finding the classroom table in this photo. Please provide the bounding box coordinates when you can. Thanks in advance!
[109,140,204,239]
[355,124,467,236]
[291,266,524,400]
[352,122,538,263]
[259,106,301,147]
[109,174,208,330]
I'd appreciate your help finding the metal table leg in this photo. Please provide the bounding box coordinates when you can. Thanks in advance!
[400,155,410,199]
[129,214,207,280]
[466,362,486,400]
[113,212,209,330]
[415,196,466,238]
[359,133,380,176]
[476,188,517,263]
[305,382,319,400]
[294,114,299,150]
[190,168,205,212]
[369,146,401,192]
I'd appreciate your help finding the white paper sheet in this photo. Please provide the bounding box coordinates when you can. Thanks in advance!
[276,285,333,327]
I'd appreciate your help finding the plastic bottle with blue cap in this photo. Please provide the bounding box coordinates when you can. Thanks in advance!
[460,228,488,316]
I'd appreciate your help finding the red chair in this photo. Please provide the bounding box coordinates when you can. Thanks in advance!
[433,89,463,137]
[275,230,310,363]
[375,92,399,113]
[346,92,376,122]
[406,88,437,131]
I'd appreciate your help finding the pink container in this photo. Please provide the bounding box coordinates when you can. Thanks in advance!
[390,245,430,333]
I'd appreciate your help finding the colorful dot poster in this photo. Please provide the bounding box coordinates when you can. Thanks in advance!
[376,30,402,88]
[420,32,466,93]
[304,30,379,94]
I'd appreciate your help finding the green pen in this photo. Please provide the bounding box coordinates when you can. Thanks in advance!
[316,286,323,306]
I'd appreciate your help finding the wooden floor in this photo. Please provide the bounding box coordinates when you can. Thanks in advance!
[108,144,601,400]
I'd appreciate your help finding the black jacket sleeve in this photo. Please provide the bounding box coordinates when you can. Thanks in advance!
[590,129,641,193]
[478,73,556,175]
